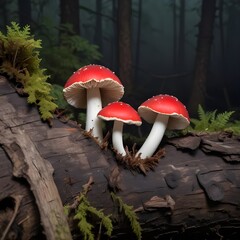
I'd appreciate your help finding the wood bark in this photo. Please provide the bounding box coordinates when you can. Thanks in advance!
[0,78,72,239]
[1,75,240,239]
[0,0,8,28]
[172,0,177,71]
[188,0,217,116]
[17,0,32,28]
[110,0,118,70]
[177,0,185,71]
[117,0,133,94]
[60,0,80,35]
[94,0,103,53]
[134,0,142,81]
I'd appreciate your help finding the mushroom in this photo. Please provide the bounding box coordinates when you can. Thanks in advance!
[63,64,124,141]
[98,102,142,156]
[136,94,190,159]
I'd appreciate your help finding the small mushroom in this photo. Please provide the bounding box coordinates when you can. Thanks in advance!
[63,64,124,142]
[136,94,190,159]
[98,102,142,156]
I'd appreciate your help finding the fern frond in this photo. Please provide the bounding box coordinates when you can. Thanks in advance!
[190,105,212,131]
[225,120,240,135]
[210,111,234,131]
[189,105,237,134]
[197,104,205,122]
[209,109,217,124]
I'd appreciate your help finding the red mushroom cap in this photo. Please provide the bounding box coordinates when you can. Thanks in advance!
[63,64,124,108]
[138,94,190,130]
[98,102,142,126]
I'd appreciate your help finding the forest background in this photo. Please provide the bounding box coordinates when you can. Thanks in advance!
[1,0,240,121]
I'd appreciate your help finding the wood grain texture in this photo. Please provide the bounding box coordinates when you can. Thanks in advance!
[1,76,240,239]
[0,76,72,240]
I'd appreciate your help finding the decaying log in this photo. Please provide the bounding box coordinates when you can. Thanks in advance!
[0,78,72,239]
[1,75,240,239]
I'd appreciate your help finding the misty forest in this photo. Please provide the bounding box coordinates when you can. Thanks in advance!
[1,0,240,115]
[1,0,240,240]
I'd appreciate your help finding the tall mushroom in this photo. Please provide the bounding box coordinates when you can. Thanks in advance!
[98,102,142,156]
[63,64,124,141]
[136,94,190,159]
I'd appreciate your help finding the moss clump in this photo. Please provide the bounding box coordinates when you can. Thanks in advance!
[64,177,143,240]
[0,22,57,120]
[64,177,112,240]
[111,192,142,240]
[73,194,113,240]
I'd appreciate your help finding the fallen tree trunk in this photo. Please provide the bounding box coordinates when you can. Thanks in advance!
[0,114,72,240]
[1,76,240,239]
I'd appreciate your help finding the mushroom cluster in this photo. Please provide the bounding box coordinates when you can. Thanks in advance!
[63,64,124,142]
[63,64,190,172]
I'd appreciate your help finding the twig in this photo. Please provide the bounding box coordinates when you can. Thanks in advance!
[68,176,94,210]
[82,175,94,195]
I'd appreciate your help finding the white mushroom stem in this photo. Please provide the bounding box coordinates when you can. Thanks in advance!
[86,88,103,142]
[112,121,126,156]
[136,114,169,159]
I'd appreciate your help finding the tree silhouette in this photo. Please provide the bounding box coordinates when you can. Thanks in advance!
[188,0,217,115]
[60,0,80,35]
[117,0,133,95]
[18,0,32,27]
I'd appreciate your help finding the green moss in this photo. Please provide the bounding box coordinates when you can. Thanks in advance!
[111,192,142,240]
[74,194,113,240]
[65,193,113,240]
[65,189,142,239]
[0,22,57,120]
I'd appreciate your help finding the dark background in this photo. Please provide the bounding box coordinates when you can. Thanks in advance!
[1,0,240,118]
